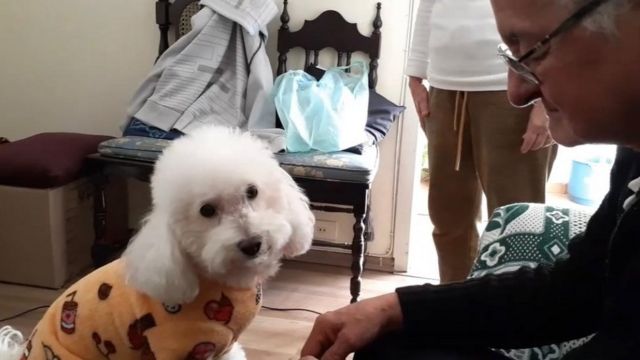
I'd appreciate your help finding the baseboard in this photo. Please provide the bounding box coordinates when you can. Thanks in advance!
[291,247,395,272]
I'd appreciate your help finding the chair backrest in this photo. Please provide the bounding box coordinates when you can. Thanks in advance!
[276,1,382,89]
[156,0,201,56]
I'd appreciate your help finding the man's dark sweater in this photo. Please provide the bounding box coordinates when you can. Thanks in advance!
[396,147,640,359]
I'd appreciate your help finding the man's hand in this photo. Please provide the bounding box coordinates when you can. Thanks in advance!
[521,101,554,154]
[408,76,430,129]
[300,293,403,360]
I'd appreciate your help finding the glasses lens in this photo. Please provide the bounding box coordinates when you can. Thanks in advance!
[497,44,539,84]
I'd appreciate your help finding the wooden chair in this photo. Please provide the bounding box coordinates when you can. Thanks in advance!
[273,1,382,303]
[88,0,384,303]
[86,0,203,267]
[156,0,201,56]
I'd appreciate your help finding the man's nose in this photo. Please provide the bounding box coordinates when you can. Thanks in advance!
[507,70,542,108]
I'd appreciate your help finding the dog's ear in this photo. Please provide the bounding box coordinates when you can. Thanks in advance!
[278,169,315,257]
[123,212,199,304]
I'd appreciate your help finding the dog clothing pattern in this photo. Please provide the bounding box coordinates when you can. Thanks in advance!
[21,259,261,360]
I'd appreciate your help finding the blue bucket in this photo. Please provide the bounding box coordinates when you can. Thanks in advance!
[568,158,612,206]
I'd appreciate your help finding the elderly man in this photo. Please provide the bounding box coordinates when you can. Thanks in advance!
[300,0,640,359]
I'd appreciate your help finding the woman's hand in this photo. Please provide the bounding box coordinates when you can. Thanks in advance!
[521,101,554,153]
[408,76,430,130]
[300,293,403,360]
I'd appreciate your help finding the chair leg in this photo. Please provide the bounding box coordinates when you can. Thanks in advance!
[364,205,374,242]
[91,172,110,268]
[350,209,366,303]
[90,172,129,268]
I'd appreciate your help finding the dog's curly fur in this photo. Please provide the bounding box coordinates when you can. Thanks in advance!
[0,126,314,360]
[124,126,314,305]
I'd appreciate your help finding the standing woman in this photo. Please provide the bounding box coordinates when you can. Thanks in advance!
[406,0,557,282]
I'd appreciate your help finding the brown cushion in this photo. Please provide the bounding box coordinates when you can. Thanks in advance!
[0,132,113,188]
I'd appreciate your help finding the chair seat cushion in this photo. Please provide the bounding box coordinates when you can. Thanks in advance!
[0,132,112,188]
[276,145,378,183]
[98,136,170,163]
[99,136,378,183]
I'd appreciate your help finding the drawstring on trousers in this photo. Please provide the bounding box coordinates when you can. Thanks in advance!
[453,91,468,171]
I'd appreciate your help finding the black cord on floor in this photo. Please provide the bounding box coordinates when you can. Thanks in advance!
[0,304,321,322]
[0,305,50,322]
[262,305,322,316]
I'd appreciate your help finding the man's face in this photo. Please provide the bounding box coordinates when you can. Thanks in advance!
[490,0,640,149]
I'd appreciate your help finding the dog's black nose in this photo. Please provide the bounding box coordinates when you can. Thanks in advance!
[237,236,262,257]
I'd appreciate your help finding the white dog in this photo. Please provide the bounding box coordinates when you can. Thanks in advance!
[0,126,314,360]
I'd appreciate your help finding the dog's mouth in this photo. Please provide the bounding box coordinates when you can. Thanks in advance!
[199,241,279,288]
[224,238,273,266]
[235,245,273,263]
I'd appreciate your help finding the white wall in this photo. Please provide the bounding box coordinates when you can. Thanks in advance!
[0,0,158,139]
[0,0,416,264]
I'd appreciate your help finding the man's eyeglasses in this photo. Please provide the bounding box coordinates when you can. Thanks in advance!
[497,0,608,85]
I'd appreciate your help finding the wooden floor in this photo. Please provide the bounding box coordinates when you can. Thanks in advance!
[0,261,429,359]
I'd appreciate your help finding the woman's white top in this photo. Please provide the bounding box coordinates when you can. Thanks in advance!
[405,0,508,91]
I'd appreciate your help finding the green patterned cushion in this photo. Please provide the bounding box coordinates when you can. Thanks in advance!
[470,203,594,360]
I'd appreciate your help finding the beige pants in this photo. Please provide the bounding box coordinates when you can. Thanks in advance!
[424,88,557,283]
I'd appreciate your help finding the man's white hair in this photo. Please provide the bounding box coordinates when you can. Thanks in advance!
[561,0,631,33]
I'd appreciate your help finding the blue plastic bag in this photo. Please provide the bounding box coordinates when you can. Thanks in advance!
[273,61,369,152]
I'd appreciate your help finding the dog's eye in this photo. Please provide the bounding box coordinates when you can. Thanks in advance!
[246,185,258,200]
[199,204,216,218]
